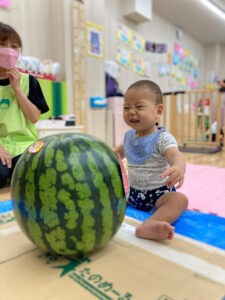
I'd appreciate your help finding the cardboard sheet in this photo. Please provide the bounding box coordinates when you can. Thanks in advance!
[0,211,225,300]
[0,186,10,202]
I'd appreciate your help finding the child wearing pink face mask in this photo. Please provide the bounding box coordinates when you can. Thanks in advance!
[0,22,49,188]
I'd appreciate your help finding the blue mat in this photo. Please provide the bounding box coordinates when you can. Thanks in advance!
[0,200,13,213]
[126,205,225,250]
[1,200,225,250]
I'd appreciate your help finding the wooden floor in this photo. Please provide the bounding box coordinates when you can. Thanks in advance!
[184,149,225,168]
[0,149,225,203]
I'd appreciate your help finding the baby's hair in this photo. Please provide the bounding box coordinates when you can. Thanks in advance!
[126,80,163,105]
[0,22,22,48]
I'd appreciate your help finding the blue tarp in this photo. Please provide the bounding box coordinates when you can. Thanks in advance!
[1,200,225,250]
[126,205,225,250]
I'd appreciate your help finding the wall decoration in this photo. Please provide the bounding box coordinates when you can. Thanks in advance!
[145,61,151,77]
[86,21,104,58]
[0,0,10,8]
[145,41,167,54]
[131,32,145,52]
[104,60,119,79]
[173,53,180,65]
[132,56,145,75]
[179,47,185,59]
[155,43,167,54]
[170,42,200,90]
[167,52,173,65]
[193,68,199,79]
[145,41,156,53]
[116,46,131,67]
[117,24,132,44]
[159,64,170,77]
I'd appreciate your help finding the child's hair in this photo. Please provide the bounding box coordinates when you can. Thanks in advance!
[0,22,22,48]
[126,80,163,105]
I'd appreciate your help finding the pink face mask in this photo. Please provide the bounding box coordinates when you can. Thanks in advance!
[0,47,19,69]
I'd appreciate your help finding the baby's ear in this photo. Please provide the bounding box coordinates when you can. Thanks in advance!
[157,104,164,115]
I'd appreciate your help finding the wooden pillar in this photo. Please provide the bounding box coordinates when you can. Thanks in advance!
[72,0,87,130]
[169,93,177,137]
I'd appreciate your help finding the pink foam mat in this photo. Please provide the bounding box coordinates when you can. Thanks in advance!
[180,163,225,217]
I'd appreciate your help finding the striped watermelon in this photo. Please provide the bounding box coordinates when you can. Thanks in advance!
[11,133,126,257]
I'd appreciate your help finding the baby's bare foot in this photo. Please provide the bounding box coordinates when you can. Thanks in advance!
[135,220,174,241]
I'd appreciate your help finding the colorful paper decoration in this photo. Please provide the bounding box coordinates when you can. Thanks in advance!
[0,0,10,8]
[116,46,131,67]
[145,42,167,54]
[132,56,145,75]
[173,53,180,65]
[167,52,173,64]
[193,68,199,79]
[159,64,170,77]
[145,61,151,77]
[145,41,156,53]
[117,24,132,44]
[131,32,145,52]
[86,21,104,59]
[174,42,181,53]
[155,43,167,53]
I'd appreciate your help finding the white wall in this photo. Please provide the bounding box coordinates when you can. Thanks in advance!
[205,44,225,81]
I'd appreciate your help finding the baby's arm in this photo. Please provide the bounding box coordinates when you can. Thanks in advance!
[160,147,186,188]
[114,144,125,159]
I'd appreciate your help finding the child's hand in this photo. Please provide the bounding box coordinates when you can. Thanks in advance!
[160,166,184,189]
[0,145,12,168]
[7,68,21,91]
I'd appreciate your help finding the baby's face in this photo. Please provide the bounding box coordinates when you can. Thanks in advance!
[123,87,163,136]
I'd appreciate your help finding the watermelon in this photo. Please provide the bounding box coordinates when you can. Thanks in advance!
[11,133,126,257]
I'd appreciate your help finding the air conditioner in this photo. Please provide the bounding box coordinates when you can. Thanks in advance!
[123,0,152,24]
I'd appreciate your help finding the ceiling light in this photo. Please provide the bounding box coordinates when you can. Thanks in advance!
[197,0,225,21]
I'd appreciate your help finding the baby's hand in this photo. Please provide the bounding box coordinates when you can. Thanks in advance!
[160,166,184,189]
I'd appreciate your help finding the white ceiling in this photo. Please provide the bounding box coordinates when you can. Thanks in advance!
[152,0,225,45]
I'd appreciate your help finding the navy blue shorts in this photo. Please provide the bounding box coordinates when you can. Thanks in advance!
[128,185,176,212]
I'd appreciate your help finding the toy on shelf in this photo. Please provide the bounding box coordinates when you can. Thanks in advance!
[16,56,61,81]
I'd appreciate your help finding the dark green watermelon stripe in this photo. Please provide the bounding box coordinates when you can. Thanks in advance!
[43,137,81,255]
[85,139,126,236]
[100,149,126,235]
[32,138,59,252]
[73,140,103,252]
[78,138,119,246]
[12,148,48,251]
[34,137,64,253]
[83,138,125,247]
[64,139,91,253]
[19,136,65,254]
[86,151,113,248]
[59,142,95,252]
[65,136,113,251]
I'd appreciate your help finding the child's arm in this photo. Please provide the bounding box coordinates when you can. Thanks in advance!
[160,147,186,189]
[0,145,12,168]
[7,69,41,123]
[114,144,125,159]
